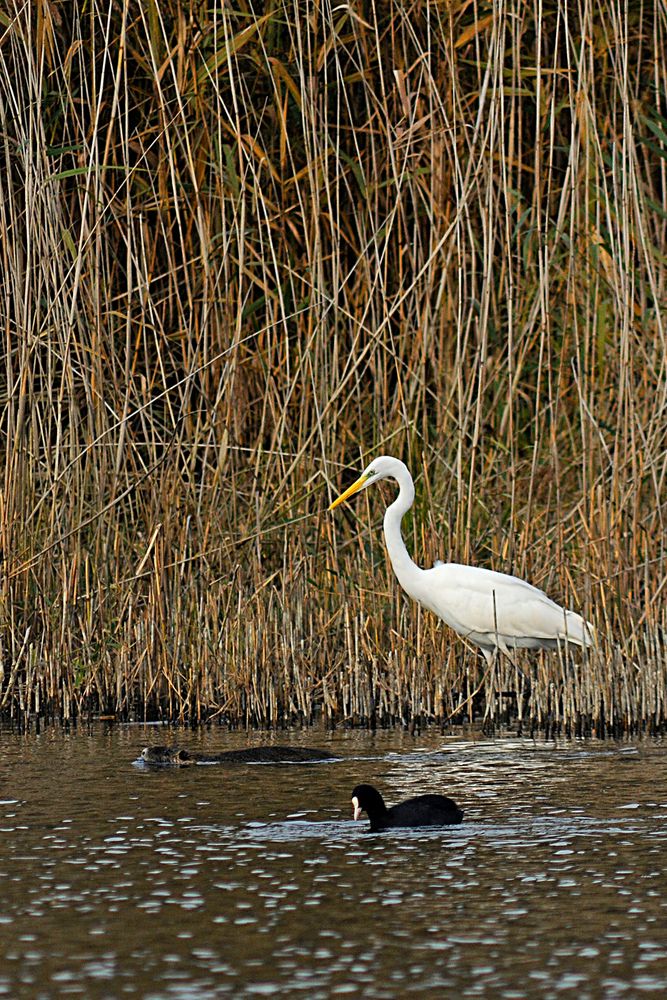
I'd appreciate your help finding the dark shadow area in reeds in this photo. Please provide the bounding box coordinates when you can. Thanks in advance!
[1,2,666,733]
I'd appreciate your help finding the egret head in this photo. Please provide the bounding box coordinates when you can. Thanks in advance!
[329,456,401,510]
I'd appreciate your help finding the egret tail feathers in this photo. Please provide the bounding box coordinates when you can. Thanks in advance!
[562,610,596,648]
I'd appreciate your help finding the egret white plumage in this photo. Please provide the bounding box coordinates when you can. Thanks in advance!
[329,456,594,667]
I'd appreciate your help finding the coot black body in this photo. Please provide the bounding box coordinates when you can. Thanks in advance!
[351,783,463,831]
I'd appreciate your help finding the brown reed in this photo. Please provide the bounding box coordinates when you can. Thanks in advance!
[0,0,666,734]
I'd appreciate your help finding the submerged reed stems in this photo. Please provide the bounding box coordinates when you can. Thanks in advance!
[0,0,666,733]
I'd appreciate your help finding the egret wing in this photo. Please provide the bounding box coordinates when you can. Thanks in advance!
[421,563,577,643]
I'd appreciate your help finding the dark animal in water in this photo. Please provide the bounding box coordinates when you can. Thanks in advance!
[140,745,339,766]
[351,783,464,831]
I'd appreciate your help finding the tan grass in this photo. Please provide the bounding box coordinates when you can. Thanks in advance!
[0,0,666,733]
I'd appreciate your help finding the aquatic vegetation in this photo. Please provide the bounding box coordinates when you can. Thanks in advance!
[0,1,665,733]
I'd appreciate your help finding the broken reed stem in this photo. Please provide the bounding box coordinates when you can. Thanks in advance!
[0,0,666,733]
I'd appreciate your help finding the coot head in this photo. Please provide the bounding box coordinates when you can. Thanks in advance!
[351,783,387,822]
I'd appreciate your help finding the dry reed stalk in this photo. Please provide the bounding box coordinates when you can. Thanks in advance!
[0,0,665,733]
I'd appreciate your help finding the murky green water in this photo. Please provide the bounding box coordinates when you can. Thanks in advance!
[1,726,666,997]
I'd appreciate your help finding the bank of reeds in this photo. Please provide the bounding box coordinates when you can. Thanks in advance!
[1,0,666,732]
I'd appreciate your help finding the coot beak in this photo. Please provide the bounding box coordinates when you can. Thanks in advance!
[351,796,362,821]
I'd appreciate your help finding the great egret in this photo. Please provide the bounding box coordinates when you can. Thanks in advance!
[329,455,595,666]
[351,783,463,830]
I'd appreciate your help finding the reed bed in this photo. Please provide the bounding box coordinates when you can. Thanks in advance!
[1,0,666,733]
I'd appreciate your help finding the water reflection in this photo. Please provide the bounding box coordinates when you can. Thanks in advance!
[0,727,666,996]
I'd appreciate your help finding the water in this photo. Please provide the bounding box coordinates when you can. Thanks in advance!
[1,726,666,997]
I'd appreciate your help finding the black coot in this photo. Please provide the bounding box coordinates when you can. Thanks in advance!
[351,783,463,831]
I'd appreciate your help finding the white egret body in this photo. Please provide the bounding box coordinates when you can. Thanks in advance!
[329,456,594,665]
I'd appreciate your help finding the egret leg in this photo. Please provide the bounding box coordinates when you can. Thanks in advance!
[481,648,497,725]
[493,640,532,718]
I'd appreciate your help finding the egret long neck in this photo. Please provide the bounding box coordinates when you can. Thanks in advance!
[382,473,420,588]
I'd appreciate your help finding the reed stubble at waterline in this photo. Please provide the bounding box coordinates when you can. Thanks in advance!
[1,1,665,732]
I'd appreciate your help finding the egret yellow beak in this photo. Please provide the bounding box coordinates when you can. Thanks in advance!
[329,473,369,511]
